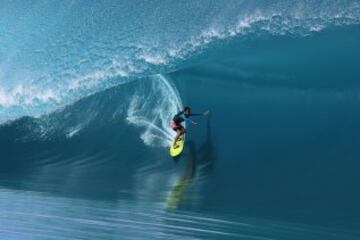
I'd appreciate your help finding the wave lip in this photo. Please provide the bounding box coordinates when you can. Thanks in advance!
[1,0,360,122]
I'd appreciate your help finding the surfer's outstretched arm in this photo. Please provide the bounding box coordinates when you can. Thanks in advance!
[190,110,210,117]
[188,110,210,125]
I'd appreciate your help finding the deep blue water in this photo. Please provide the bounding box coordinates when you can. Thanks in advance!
[1,1,360,239]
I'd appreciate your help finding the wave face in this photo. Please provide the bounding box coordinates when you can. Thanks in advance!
[1,0,360,121]
[1,1,360,240]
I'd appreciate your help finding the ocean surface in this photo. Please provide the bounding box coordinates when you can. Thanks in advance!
[1,1,360,239]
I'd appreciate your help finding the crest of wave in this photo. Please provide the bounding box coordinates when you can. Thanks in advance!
[155,0,360,63]
[1,0,359,124]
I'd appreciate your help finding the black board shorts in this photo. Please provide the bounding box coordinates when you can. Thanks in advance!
[171,121,184,131]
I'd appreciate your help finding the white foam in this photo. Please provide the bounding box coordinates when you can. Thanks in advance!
[126,74,183,147]
[0,84,60,108]
[139,53,167,65]
[310,24,325,32]
[66,125,83,138]
[0,59,139,123]
[158,2,360,63]
[0,87,17,107]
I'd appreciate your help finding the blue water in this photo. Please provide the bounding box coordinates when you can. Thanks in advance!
[1,1,360,239]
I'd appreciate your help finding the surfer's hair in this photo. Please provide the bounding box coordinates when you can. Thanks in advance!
[184,106,191,112]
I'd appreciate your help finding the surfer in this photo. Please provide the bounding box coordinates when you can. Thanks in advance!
[171,106,209,148]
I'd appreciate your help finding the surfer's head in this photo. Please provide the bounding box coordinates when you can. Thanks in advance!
[184,106,191,116]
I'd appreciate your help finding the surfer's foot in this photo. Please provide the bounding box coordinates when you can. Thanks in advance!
[173,144,179,149]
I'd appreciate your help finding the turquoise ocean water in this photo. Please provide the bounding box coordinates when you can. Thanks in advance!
[1,1,360,239]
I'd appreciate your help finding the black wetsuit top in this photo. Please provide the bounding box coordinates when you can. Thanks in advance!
[173,111,201,125]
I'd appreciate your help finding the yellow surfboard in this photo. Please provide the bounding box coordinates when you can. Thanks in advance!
[170,136,185,157]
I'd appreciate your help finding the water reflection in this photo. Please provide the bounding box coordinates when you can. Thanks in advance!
[167,115,216,209]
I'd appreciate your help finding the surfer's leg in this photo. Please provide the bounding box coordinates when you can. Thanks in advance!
[173,128,185,148]
[173,130,182,148]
